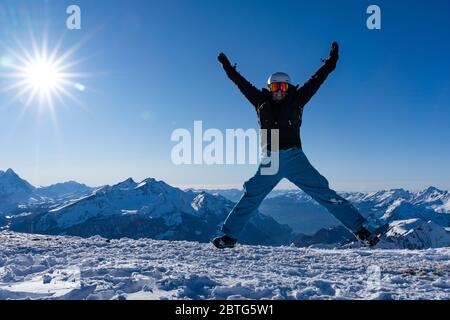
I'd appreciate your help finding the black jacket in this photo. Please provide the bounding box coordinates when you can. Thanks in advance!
[222,58,337,152]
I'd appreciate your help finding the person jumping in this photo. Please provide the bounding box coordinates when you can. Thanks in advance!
[212,42,379,249]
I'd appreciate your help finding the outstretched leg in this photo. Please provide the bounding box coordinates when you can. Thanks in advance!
[285,148,366,233]
[221,164,282,240]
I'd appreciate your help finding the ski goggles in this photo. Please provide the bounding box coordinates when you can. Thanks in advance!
[268,82,289,93]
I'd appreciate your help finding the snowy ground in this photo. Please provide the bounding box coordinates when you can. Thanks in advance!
[0,231,448,300]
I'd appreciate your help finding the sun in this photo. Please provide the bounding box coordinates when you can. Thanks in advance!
[1,36,86,110]
[25,59,61,92]
[21,56,65,104]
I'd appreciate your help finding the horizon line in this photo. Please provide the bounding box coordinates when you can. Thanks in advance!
[1,168,448,194]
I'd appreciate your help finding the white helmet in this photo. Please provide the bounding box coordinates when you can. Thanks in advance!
[267,72,291,85]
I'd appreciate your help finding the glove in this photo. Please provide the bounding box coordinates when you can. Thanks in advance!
[218,52,232,69]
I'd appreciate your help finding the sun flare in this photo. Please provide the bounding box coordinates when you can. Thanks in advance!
[1,36,86,110]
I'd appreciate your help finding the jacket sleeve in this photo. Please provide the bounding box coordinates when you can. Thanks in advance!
[295,58,338,107]
[222,64,262,108]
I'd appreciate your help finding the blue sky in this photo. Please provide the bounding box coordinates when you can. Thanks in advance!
[0,0,449,191]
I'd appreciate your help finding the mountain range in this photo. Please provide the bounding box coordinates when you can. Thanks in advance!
[208,187,450,249]
[1,168,449,249]
[0,169,94,215]
[1,169,293,246]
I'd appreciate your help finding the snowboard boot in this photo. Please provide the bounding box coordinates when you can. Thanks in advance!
[354,226,380,247]
[212,235,237,249]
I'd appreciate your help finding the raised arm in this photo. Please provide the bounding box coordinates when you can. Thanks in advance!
[218,52,262,108]
[296,42,339,107]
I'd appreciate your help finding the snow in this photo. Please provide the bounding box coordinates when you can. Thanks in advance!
[257,187,450,245]
[380,219,450,249]
[41,177,200,230]
[436,199,450,213]
[191,192,230,217]
[0,231,448,300]
[135,182,148,189]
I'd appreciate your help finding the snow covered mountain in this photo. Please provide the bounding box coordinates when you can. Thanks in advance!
[258,191,341,234]
[193,188,244,203]
[341,187,450,226]
[0,231,448,300]
[211,187,450,249]
[0,169,35,214]
[9,178,294,246]
[380,219,450,249]
[213,188,450,233]
[266,189,450,248]
[200,188,292,203]
[204,189,340,234]
[35,181,94,202]
[1,169,449,249]
[0,169,94,216]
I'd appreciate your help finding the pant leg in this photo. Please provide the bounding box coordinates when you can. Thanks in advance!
[222,163,282,239]
[285,148,366,232]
